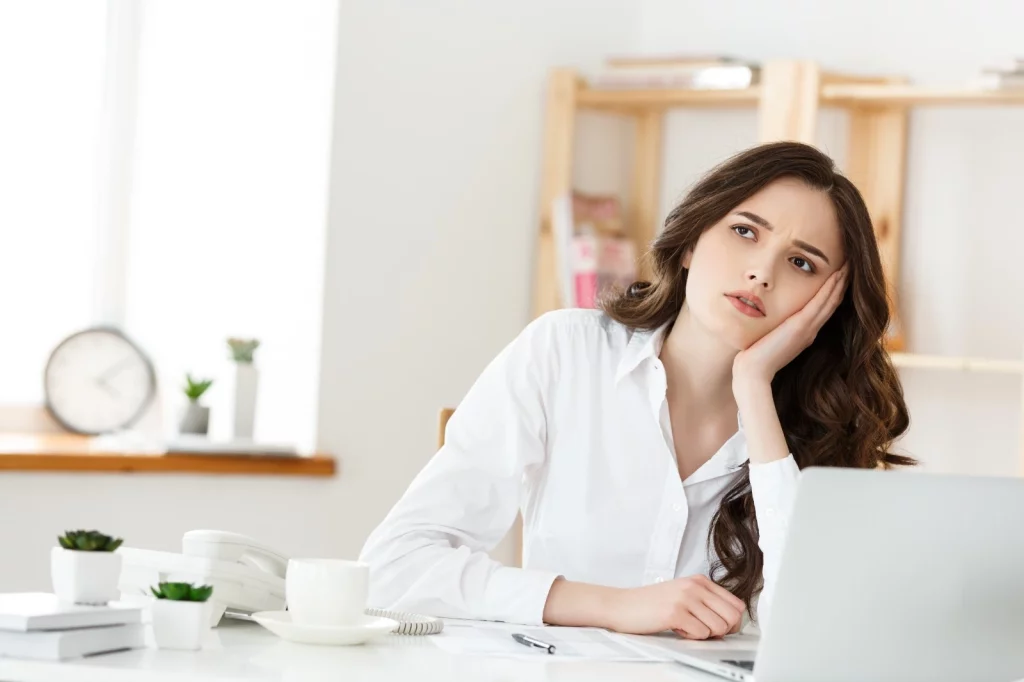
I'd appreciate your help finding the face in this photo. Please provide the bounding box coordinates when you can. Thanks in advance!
[682,177,846,351]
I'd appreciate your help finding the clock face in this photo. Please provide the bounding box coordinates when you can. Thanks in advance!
[44,327,156,435]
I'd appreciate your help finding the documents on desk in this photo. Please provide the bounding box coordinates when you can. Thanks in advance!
[433,619,760,662]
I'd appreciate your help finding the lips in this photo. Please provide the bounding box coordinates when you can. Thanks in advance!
[725,292,766,317]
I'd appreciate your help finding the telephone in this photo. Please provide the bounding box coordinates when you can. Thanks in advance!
[117,530,442,634]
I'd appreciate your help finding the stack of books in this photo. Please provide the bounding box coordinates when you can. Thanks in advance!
[0,593,145,661]
[976,58,1024,90]
[551,191,637,309]
[589,53,759,90]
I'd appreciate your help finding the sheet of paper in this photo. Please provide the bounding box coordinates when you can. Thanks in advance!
[432,621,673,662]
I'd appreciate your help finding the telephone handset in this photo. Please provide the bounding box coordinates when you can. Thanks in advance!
[183,530,288,578]
[178,530,443,635]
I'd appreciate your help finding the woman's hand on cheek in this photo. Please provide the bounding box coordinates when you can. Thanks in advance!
[732,265,848,390]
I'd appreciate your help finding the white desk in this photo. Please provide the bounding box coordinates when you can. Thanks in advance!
[0,619,738,682]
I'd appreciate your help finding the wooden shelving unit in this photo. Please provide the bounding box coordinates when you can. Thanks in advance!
[533,59,1024,472]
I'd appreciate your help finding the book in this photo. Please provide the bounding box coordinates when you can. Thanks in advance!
[980,58,1024,74]
[590,64,758,90]
[552,191,637,308]
[975,71,1024,90]
[572,234,600,308]
[605,53,744,69]
[0,593,143,632]
[569,233,637,309]
[0,623,145,661]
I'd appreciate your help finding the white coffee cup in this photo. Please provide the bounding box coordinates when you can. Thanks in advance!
[285,558,369,627]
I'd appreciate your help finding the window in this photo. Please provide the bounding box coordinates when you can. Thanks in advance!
[0,3,108,405]
[1,0,338,448]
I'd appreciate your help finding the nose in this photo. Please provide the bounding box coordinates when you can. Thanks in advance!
[744,268,772,290]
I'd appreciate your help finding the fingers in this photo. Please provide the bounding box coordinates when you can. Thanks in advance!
[793,266,844,326]
[668,576,747,640]
[811,266,849,329]
[802,266,847,333]
[693,574,746,612]
[672,612,712,640]
[816,266,847,306]
[700,592,744,635]
[684,577,744,638]
[688,600,733,638]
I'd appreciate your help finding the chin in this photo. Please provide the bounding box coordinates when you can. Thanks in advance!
[704,310,766,352]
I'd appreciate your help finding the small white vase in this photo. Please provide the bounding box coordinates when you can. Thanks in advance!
[231,362,258,440]
[151,599,213,651]
[179,402,210,435]
[50,548,122,605]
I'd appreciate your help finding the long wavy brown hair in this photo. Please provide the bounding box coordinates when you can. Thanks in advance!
[601,141,914,621]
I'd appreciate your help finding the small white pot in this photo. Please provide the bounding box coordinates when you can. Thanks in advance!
[50,547,123,605]
[151,599,212,651]
[179,403,210,435]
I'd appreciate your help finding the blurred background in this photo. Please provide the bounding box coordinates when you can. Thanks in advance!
[1,0,1022,590]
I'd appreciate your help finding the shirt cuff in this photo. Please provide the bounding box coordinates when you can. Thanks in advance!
[748,454,800,534]
[484,566,562,625]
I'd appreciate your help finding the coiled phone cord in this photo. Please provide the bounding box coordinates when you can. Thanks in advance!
[364,607,444,635]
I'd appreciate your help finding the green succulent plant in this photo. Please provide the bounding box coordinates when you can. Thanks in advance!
[57,530,123,552]
[183,374,214,402]
[150,582,214,602]
[226,337,260,363]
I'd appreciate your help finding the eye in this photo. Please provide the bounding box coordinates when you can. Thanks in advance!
[792,257,815,274]
[732,225,755,240]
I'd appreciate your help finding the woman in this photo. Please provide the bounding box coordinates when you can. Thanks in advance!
[359,141,913,640]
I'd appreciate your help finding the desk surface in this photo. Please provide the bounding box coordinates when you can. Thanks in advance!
[0,619,726,682]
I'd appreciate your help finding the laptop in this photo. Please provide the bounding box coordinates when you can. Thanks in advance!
[659,466,1024,682]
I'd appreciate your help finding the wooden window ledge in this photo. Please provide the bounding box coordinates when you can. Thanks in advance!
[0,434,336,477]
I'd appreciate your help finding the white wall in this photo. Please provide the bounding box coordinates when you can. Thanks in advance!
[636,0,1024,475]
[316,0,638,562]
[5,0,1021,592]
[0,0,639,590]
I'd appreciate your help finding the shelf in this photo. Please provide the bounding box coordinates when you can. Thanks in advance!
[890,353,1024,375]
[575,83,1024,112]
[822,84,1024,107]
[0,434,337,476]
[577,86,761,110]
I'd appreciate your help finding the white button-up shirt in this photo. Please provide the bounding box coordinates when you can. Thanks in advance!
[360,309,800,628]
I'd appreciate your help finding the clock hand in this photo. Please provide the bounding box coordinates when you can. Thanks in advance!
[97,356,136,383]
[95,378,122,399]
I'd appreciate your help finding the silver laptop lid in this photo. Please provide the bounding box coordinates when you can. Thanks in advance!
[756,467,1024,682]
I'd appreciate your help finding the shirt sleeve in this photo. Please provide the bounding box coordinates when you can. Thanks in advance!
[358,316,562,625]
[747,454,800,630]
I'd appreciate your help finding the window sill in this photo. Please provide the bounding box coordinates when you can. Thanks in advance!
[0,434,336,477]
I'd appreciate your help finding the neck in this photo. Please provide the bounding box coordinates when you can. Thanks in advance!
[659,301,739,417]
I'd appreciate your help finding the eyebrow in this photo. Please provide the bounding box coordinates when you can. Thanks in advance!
[735,211,832,265]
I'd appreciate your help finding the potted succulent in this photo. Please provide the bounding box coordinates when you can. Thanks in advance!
[179,374,213,435]
[51,530,124,605]
[150,581,215,650]
[226,337,260,440]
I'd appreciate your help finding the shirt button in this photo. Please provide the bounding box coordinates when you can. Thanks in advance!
[654,577,665,583]
[672,503,682,512]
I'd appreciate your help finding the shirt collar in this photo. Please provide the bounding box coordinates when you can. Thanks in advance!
[683,425,750,486]
[615,320,752,481]
[614,321,672,385]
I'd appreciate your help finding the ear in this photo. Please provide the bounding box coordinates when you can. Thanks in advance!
[682,248,693,269]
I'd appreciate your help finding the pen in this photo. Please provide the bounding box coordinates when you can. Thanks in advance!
[512,632,556,654]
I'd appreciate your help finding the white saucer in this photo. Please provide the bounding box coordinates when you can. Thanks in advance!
[251,611,398,646]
